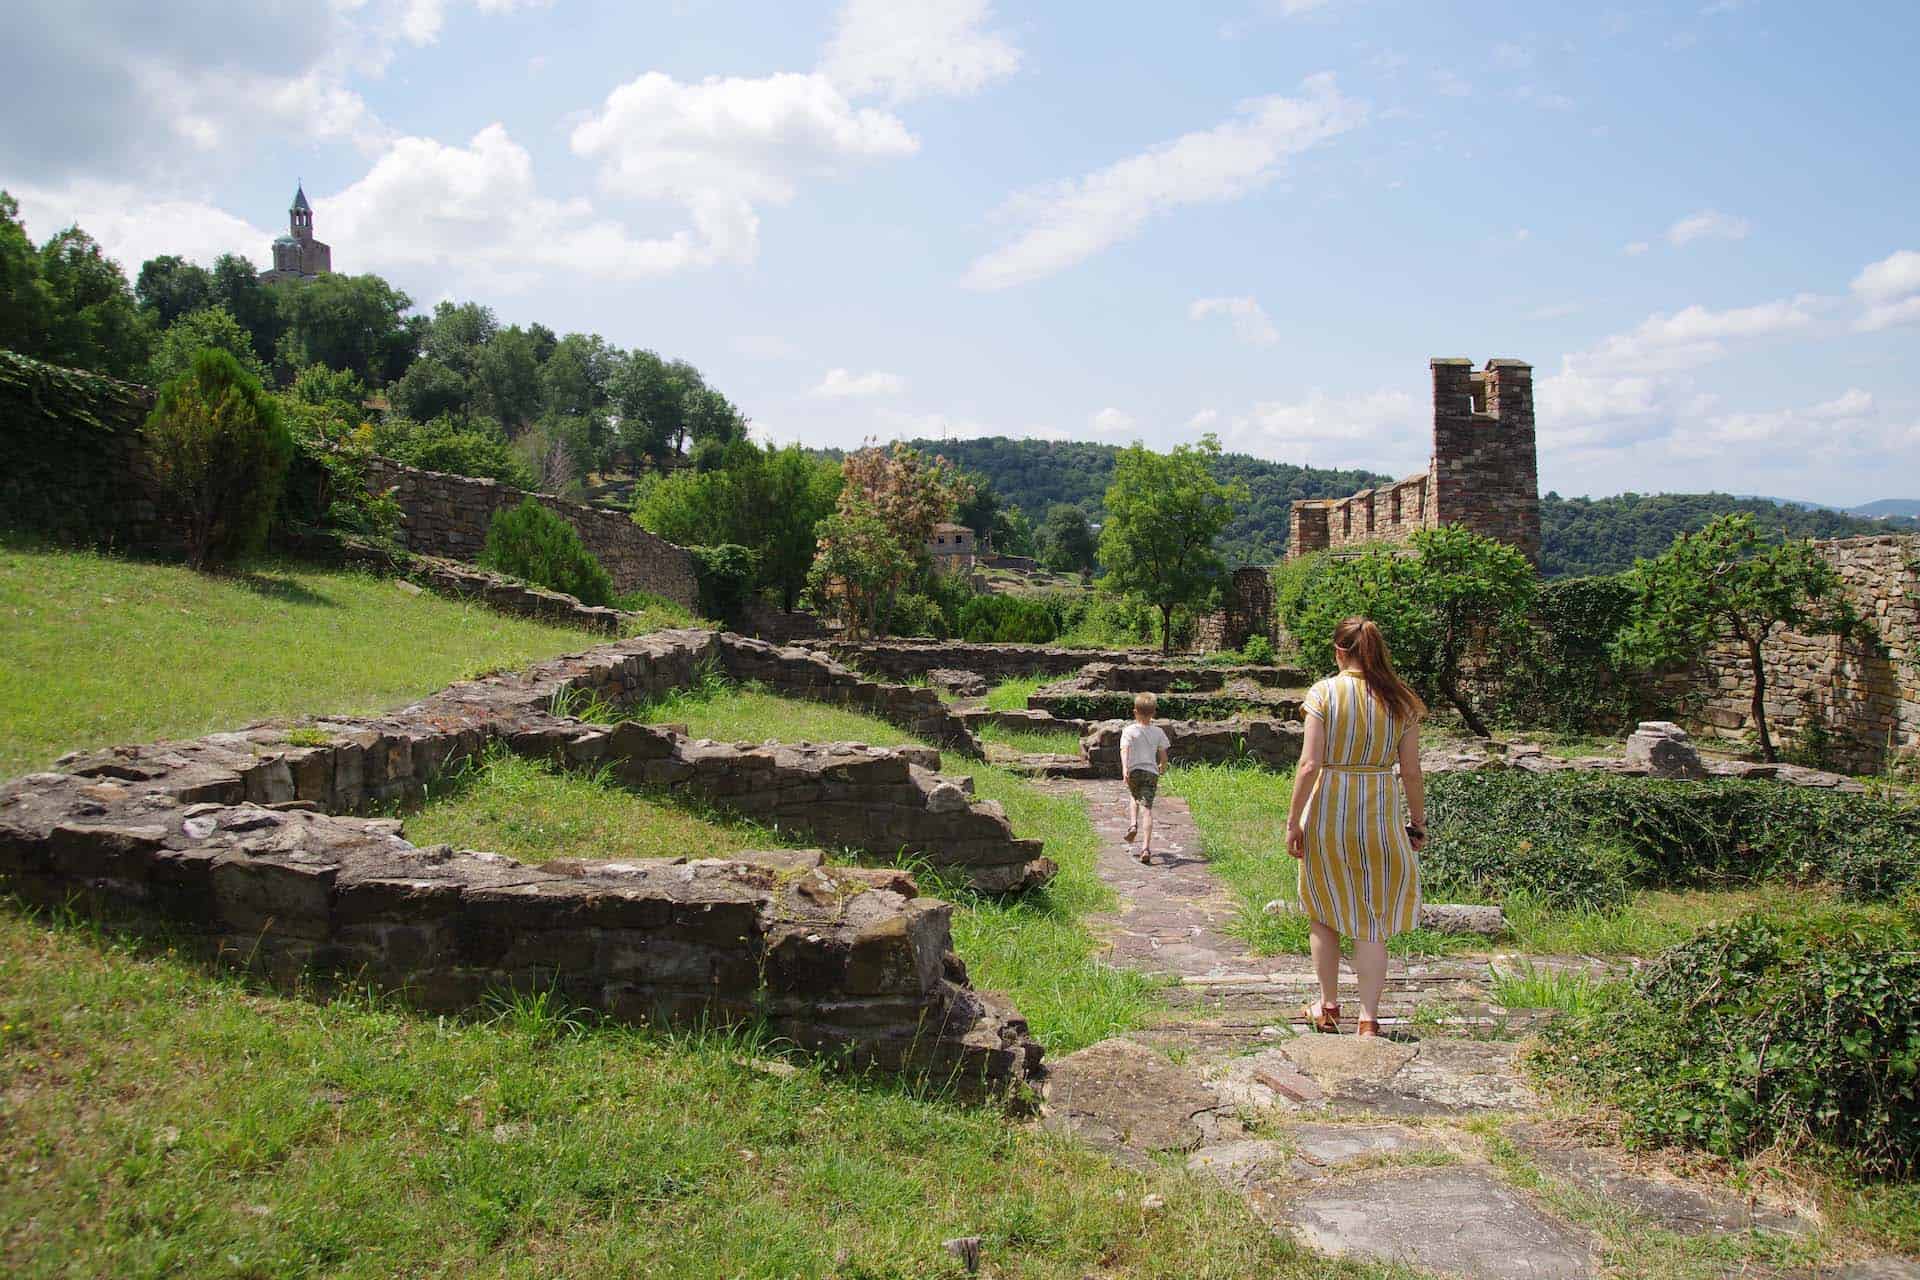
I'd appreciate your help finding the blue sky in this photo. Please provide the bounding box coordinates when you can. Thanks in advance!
[6,0,1917,503]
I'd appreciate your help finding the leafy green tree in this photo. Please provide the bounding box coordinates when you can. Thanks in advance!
[1038,503,1098,573]
[210,253,283,366]
[807,500,914,638]
[275,273,416,386]
[480,497,615,606]
[610,348,682,462]
[134,255,214,328]
[474,324,542,432]
[388,355,470,423]
[1612,514,1862,761]
[760,445,842,610]
[148,306,267,385]
[143,348,294,568]
[288,364,368,410]
[36,226,150,378]
[374,414,533,488]
[1097,436,1247,652]
[541,332,617,419]
[990,504,1037,558]
[0,192,49,354]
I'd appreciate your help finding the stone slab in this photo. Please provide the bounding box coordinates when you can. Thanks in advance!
[1286,1168,1593,1279]
[1042,1037,1220,1165]
[1511,1125,1806,1237]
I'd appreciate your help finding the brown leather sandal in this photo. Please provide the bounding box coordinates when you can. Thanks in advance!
[1355,1018,1381,1038]
[1303,1002,1341,1034]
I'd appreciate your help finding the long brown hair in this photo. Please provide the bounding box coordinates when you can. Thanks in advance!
[1332,617,1425,724]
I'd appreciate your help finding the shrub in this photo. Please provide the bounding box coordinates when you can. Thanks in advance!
[687,543,758,625]
[1533,908,1920,1176]
[143,348,295,569]
[479,498,615,606]
[957,593,1058,644]
[887,590,949,638]
[1424,771,1920,910]
[375,415,535,489]
[1497,573,1644,734]
[1239,633,1275,665]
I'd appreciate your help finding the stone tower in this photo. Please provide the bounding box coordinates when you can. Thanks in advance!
[262,185,332,283]
[1286,357,1541,564]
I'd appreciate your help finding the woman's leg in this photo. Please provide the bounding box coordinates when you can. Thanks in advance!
[1309,920,1341,1014]
[1352,938,1389,1023]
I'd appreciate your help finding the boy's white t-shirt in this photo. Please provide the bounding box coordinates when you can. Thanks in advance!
[1119,722,1170,775]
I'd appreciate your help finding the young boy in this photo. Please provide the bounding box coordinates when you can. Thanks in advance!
[1120,692,1172,865]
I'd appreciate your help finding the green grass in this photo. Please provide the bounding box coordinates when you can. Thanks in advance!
[0,542,592,778]
[984,676,1050,713]
[1501,884,1851,957]
[1486,961,1616,1015]
[0,908,1405,1280]
[975,723,1086,756]
[611,588,704,635]
[413,686,1158,1054]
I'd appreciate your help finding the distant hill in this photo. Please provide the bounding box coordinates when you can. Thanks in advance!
[898,438,1905,577]
[1850,498,1920,519]
[911,437,1388,565]
[1539,492,1903,578]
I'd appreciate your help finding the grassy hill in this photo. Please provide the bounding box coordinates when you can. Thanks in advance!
[915,437,1903,577]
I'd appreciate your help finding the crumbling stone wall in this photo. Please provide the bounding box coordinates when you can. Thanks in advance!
[0,628,1055,1087]
[1195,566,1280,653]
[1080,718,1304,772]
[362,459,696,607]
[1288,357,1540,564]
[1689,534,1919,773]
[808,640,1150,683]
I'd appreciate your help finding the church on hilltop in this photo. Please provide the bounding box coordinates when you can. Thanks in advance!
[261,185,332,283]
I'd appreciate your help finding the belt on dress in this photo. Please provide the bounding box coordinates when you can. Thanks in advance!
[1322,764,1394,773]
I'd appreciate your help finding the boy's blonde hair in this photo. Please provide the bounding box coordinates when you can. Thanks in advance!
[1133,692,1157,716]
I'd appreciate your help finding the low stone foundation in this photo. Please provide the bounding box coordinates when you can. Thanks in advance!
[0,627,1053,1088]
[405,553,633,633]
[1030,678,1308,725]
[809,640,1153,683]
[1080,719,1305,773]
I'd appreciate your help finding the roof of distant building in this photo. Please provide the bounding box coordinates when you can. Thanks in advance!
[292,185,311,212]
[931,522,971,535]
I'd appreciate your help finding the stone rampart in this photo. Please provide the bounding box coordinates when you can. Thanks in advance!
[362,458,696,607]
[1688,534,1918,773]
[809,640,1152,683]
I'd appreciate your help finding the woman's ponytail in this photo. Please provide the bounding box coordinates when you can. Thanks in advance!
[1332,617,1426,724]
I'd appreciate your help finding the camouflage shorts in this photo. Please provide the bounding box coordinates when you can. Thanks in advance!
[1125,768,1160,808]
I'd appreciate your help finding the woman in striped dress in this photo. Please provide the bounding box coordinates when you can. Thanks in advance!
[1284,617,1427,1037]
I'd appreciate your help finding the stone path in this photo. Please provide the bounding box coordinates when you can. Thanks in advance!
[1037,775,1913,1280]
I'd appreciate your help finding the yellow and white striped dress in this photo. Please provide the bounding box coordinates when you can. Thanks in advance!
[1298,672,1421,941]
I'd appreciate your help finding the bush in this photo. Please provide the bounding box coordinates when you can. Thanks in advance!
[1533,908,1920,1176]
[1240,633,1275,664]
[479,498,615,606]
[1496,573,1646,734]
[1424,771,1920,910]
[886,590,949,638]
[687,543,759,625]
[957,593,1058,643]
[376,415,535,489]
[143,348,295,569]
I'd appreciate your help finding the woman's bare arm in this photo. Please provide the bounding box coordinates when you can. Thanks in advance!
[1397,724,1426,851]
[1286,711,1326,859]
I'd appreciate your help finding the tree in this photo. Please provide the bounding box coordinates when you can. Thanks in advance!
[990,504,1037,558]
[759,444,842,611]
[1038,503,1098,573]
[1097,436,1247,652]
[807,500,914,638]
[147,306,267,386]
[210,253,282,367]
[542,332,617,418]
[275,273,416,386]
[474,324,542,432]
[1612,514,1862,761]
[134,255,214,328]
[610,348,681,462]
[838,442,974,555]
[35,226,150,378]
[0,192,50,354]
[388,355,470,423]
[143,348,294,569]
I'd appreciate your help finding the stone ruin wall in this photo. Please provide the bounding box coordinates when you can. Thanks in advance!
[1288,358,1541,564]
[0,629,1047,1090]
[807,639,1152,683]
[362,458,696,608]
[1195,566,1280,652]
[1688,534,1919,773]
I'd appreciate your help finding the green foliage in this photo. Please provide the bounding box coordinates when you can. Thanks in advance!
[375,414,535,488]
[1497,573,1644,733]
[956,593,1058,643]
[0,350,153,541]
[143,348,294,568]
[1424,770,1920,910]
[1239,633,1275,664]
[146,304,267,386]
[1542,490,1903,578]
[1534,908,1920,1176]
[4,214,153,379]
[884,590,948,638]
[480,497,615,606]
[686,543,758,625]
[805,501,912,638]
[1038,502,1099,573]
[1614,514,1863,760]
[1099,435,1247,652]
[273,272,418,387]
[133,253,214,328]
[1048,589,1165,648]
[276,386,401,545]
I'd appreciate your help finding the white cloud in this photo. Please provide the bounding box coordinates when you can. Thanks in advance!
[1190,295,1281,346]
[399,0,554,47]
[813,367,908,397]
[1666,208,1750,246]
[1090,407,1139,436]
[1574,297,1816,376]
[1187,408,1221,430]
[1851,249,1920,331]
[571,71,918,268]
[323,124,727,290]
[1222,388,1422,466]
[821,0,1020,103]
[1622,240,1650,256]
[964,74,1363,290]
[11,181,273,274]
